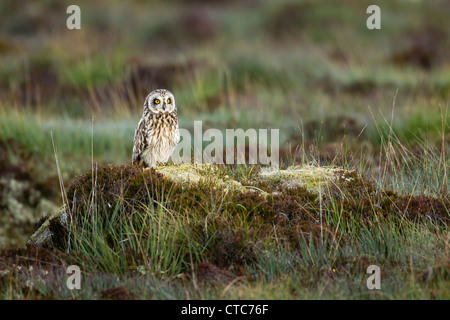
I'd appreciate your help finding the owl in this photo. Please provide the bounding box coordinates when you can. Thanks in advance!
[132,89,180,168]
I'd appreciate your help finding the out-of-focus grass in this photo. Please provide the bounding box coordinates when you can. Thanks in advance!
[0,108,134,176]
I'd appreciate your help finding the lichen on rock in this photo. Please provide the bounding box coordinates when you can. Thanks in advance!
[0,177,58,248]
[155,163,252,193]
[27,206,68,248]
[258,165,343,193]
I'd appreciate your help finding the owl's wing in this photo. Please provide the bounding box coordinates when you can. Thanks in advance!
[132,117,148,165]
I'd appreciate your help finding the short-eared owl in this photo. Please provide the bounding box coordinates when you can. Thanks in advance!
[132,89,180,167]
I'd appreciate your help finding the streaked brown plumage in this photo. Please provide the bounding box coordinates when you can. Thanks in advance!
[132,89,180,167]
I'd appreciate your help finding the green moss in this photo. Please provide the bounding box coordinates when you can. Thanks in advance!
[155,164,254,194]
[257,165,344,193]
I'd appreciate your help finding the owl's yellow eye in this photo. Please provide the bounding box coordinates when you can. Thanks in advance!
[154,99,160,104]
[167,98,171,104]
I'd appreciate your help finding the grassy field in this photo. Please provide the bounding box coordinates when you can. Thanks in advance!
[0,0,449,300]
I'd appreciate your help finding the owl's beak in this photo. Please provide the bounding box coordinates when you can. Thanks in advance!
[162,103,166,111]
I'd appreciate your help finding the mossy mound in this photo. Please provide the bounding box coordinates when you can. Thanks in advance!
[27,163,449,273]
[27,164,346,249]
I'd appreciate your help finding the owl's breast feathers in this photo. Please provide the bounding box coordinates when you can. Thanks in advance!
[132,111,179,167]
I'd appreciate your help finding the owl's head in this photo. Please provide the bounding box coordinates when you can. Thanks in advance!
[143,89,176,114]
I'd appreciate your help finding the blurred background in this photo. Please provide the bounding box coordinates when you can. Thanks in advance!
[0,0,449,247]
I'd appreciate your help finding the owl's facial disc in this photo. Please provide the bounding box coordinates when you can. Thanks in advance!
[146,89,175,114]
